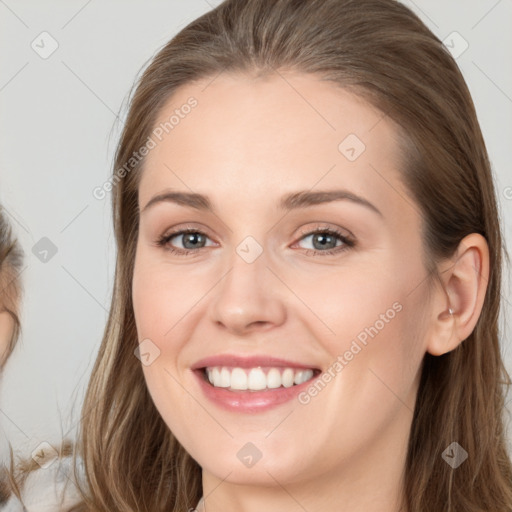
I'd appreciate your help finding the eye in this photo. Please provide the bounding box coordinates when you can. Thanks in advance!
[155,225,355,257]
[155,227,215,256]
[293,226,355,256]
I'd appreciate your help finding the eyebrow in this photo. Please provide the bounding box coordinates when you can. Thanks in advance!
[141,189,383,217]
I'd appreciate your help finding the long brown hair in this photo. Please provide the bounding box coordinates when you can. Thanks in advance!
[71,0,512,510]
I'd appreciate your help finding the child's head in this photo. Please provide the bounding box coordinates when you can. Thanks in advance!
[0,208,23,369]
[0,207,23,504]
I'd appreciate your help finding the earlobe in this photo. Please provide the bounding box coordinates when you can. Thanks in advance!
[426,233,490,356]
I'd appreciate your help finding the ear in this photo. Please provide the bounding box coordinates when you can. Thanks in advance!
[426,233,490,356]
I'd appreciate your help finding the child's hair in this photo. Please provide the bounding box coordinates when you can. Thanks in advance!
[61,0,512,510]
[0,207,23,368]
[1,439,85,510]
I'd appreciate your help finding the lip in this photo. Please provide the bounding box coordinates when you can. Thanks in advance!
[191,354,321,414]
[191,354,320,371]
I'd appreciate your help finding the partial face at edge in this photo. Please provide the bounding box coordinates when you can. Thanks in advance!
[0,310,15,368]
[131,72,433,486]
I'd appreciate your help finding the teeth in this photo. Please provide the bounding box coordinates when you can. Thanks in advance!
[282,368,294,388]
[267,368,281,389]
[220,367,230,387]
[247,368,267,390]
[231,368,247,390]
[205,366,315,391]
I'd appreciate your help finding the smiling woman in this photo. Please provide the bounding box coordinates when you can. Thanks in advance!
[39,0,512,511]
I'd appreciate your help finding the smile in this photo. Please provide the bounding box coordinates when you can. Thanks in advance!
[191,354,322,412]
[204,366,318,391]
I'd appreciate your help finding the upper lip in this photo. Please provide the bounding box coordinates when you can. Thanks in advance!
[191,354,320,371]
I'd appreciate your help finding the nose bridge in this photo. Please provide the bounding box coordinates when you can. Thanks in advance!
[208,235,286,333]
[219,237,270,309]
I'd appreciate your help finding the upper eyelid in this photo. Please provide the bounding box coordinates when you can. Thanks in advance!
[297,223,354,239]
[162,224,349,237]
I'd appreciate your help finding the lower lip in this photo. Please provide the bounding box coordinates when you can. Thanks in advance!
[192,369,316,413]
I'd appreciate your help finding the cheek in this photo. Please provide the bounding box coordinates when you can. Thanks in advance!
[132,258,200,438]
[132,267,172,340]
[0,312,15,366]
[308,255,427,397]
[132,254,205,342]
[296,263,405,353]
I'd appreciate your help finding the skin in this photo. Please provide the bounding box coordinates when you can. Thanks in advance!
[0,310,15,369]
[132,72,489,512]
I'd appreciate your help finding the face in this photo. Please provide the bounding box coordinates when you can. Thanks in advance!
[132,72,432,489]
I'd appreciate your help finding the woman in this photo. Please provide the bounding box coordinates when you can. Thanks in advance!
[47,0,512,510]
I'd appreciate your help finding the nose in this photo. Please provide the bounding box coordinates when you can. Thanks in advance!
[208,246,287,336]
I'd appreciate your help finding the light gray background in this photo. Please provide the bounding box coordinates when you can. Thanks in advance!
[0,0,511,465]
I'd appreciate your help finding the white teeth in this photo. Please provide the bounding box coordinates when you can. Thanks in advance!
[293,370,313,385]
[230,368,248,390]
[281,368,294,388]
[248,368,267,390]
[220,367,230,387]
[205,366,315,391]
[267,368,282,389]
[211,367,230,387]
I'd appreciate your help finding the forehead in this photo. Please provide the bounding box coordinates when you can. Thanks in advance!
[139,72,407,213]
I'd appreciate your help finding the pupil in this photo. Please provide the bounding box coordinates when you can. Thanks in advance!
[313,233,335,250]
[183,233,203,249]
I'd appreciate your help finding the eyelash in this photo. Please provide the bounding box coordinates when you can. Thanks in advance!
[155,225,355,257]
